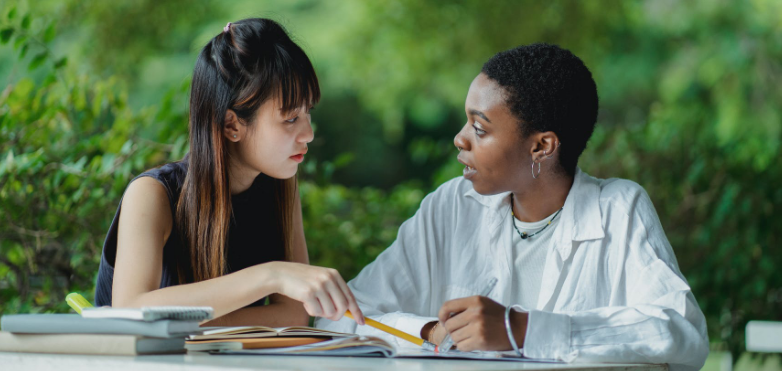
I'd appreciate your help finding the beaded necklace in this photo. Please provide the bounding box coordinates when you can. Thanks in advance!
[510,193,563,240]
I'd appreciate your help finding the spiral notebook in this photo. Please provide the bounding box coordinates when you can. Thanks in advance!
[81,306,214,322]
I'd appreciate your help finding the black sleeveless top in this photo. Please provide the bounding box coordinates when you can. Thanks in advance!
[94,155,285,306]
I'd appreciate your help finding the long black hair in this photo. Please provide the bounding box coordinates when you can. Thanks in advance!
[177,18,320,284]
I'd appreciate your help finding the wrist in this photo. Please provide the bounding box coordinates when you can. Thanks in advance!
[253,261,281,294]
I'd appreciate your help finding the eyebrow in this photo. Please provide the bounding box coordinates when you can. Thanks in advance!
[469,109,492,124]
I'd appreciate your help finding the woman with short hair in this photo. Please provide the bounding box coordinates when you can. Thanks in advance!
[317,43,708,371]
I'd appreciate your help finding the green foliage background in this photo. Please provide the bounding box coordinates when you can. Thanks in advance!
[1,0,780,361]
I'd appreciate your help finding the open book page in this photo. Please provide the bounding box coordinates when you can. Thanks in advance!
[214,335,562,362]
[191,326,354,341]
[396,348,561,363]
[215,336,396,357]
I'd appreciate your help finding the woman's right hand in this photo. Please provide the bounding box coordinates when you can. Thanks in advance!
[264,261,365,325]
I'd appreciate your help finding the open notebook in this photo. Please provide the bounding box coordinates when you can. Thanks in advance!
[185,326,354,351]
[189,326,352,341]
[211,334,560,362]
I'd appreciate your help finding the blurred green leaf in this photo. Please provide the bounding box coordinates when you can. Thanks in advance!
[28,51,48,71]
[0,27,13,43]
[21,14,31,29]
[43,23,56,43]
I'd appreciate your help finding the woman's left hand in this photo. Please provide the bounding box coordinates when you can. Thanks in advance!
[438,296,528,352]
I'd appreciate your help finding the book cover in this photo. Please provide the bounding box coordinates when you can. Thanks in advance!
[81,306,213,322]
[0,332,185,356]
[1,314,201,338]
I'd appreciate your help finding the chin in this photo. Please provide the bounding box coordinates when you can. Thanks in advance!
[262,166,298,180]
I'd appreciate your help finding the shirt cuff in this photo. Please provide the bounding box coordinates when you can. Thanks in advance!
[522,309,576,362]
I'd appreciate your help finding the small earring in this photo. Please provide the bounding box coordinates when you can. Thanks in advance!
[233,135,237,138]
[457,147,463,152]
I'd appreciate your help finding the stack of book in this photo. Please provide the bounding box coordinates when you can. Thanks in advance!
[0,306,213,356]
[185,325,354,351]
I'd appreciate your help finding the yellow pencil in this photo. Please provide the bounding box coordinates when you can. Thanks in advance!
[345,310,436,351]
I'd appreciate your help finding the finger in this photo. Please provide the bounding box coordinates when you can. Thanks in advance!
[448,318,474,344]
[315,289,337,319]
[324,279,349,321]
[303,299,322,317]
[438,297,472,324]
[335,277,365,325]
[455,337,479,353]
[442,308,474,334]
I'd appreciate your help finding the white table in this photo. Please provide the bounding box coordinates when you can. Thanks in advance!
[746,321,782,353]
[0,352,667,371]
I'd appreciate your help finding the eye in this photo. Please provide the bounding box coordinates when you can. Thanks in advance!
[285,116,299,123]
[473,124,486,136]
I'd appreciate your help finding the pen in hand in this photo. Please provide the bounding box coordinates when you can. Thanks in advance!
[438,277,498,353]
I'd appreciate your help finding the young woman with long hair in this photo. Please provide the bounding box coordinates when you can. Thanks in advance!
[95,18,365,327]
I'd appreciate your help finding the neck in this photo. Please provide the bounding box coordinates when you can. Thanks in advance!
[511,171,574,223]
[227,154,259,195]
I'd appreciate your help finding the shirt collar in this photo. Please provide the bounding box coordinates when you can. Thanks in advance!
[464,167,605,258]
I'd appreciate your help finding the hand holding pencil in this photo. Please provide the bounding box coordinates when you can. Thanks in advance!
[345,310,437,351]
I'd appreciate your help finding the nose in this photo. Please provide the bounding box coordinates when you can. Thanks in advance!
[298,118,314,144]
[454,122,471,151]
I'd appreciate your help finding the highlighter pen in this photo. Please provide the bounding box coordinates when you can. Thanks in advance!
[438,277,498,353]
[66,292,95,314]
[345,310,437,351]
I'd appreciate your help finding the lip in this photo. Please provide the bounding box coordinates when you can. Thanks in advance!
[290,149,307,163]
[457,156,477,180]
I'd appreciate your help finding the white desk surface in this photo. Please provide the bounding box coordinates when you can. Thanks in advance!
[0,351,667,371]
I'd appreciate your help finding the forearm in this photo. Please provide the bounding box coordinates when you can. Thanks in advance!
[116,262,279,319]
[524,303,708,366]
[202,300,309,327]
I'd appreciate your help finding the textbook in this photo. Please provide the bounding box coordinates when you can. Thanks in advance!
[215,335,562,362]
[0,331,185,355]
[215,335,395,357]
[186,336,328,351]
[188,325,352,341]
[1,314,201,338]
[185,326,355,352]
[81,306,214,322]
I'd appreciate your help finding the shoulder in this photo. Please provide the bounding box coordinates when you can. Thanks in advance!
[596,176,658,223]
[122,177,172,219]
[137,159,188,195]
[589,173,674,262]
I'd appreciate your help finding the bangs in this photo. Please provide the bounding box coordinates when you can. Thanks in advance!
[274,52,321,114]
[232,43,321,118]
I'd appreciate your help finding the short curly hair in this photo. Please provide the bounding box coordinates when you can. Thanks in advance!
[481,43,598,176]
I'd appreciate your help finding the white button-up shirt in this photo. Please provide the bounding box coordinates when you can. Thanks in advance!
[316,168,709,371]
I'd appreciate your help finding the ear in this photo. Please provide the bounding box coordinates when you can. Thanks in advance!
[223,109,245,142]
[531,132,561,163]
